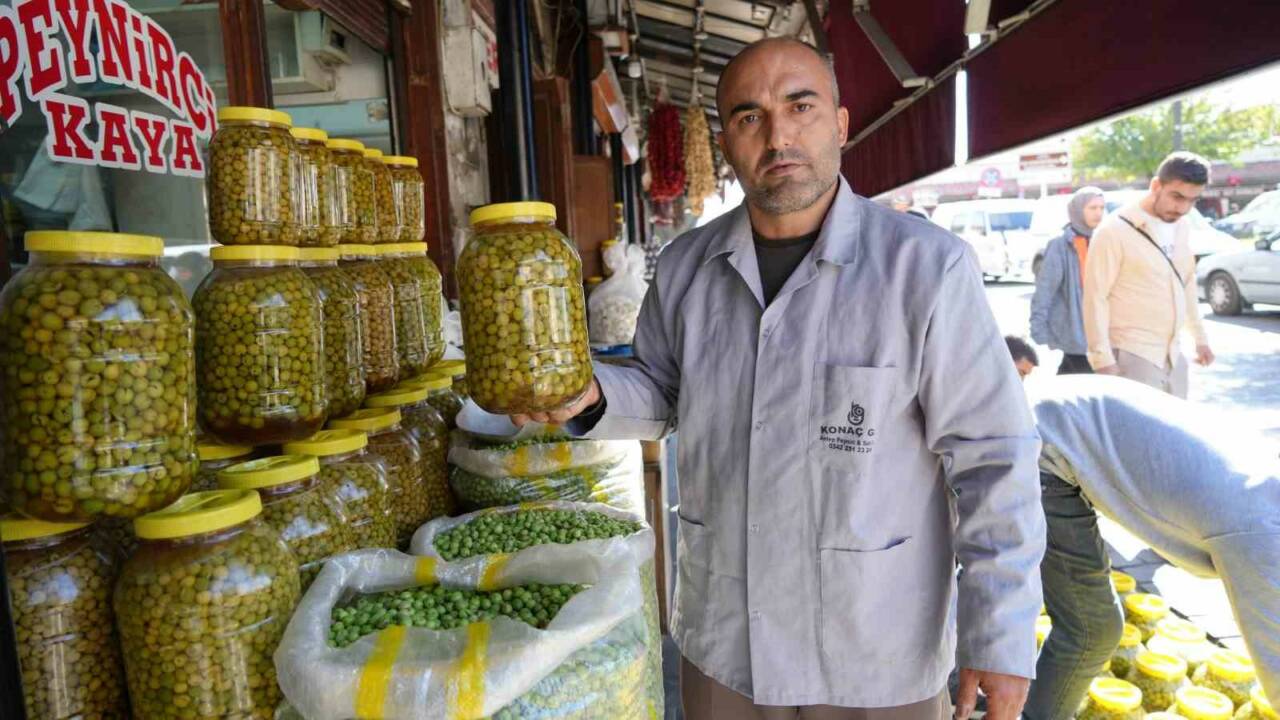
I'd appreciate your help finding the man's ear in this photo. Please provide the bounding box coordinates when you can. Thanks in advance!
[837,106,850,146]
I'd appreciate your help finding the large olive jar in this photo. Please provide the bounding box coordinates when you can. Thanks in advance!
[324,139,369,244]
[338,244,400,393]
[0,231,197,521]
[207,106,298,246]
[365,383,454,520]
[283,429,396,549]
[290,126,341,247]
[300,246,366,416]
[458,202,592,415]
[401,371,463,430]
[377,243,443,378]
[3,515,128,719]
[329,408,424,546]
[364,148,398,243]
[383,155,426,242]
[194,245,327,444]
[115,490,300,719]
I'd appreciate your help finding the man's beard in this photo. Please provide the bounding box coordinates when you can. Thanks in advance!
[742,134,842,216]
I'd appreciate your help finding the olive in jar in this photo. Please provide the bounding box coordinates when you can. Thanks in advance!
[1126,593,1172,642]
[300,246,367,417]
[208,107,298,246]
[1128,651,1191,712]
[283,429,396,549]
[1079,678,1146,720]
[365,384,454,520]
[325,139,369,244]
[291,127,342,247]
[328,408,424,546]
[377,243,442,378]
[364,148,399,243]
[382,155,426,243]
[338,244,400,393]
[1193,650,1258,709]
[1174,687,1237,720]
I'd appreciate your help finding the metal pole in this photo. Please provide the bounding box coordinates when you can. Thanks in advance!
[496,0,539,200]
[572,0,595,154]
[515,0,540,198]
[0,544,28,719]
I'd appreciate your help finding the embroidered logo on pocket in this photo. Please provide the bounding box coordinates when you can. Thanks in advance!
[820,402,876,456]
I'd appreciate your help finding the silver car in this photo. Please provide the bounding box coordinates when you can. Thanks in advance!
[1196,233,1280,315]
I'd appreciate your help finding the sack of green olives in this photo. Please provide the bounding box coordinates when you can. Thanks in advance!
[449,439,646,515]
[449,431,627,478]
[275,542,658,719]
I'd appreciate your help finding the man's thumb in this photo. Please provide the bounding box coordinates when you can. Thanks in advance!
[955,669,978,720]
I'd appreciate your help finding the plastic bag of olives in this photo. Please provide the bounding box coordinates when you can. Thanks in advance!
[449,431,626,478]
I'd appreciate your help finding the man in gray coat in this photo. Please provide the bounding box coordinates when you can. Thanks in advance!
[1029,188,1105,375]
[516,38,1045,720]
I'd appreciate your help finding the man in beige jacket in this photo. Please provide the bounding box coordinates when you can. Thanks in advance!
[1083,152,1215,397]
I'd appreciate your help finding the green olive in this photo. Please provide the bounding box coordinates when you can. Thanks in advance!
[257,478,355,589]
[338,258,399,393]
[318,454,396,549]
[387,165,426,243]
[300,263,367,417]
[377,255,442,378]
[328,149,369,245]
[396,401,455,520]
[425,386,464,430]
[208,122,298,245]
[1126,667,1190,713]
[432,507,642,561]
[293,138,342,247]
[362,426,427,546]
[1192,663,1255,708]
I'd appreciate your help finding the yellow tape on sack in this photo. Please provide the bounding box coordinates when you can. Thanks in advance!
[479,553,511,590]
[447,622,490,719]
[510,445,531,476]
[415,556,438,585]
[549,442,573,470]
[354,625,408,718]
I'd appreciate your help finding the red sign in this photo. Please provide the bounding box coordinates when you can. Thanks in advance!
[1019,152,1070,172]
[0,0,217,178]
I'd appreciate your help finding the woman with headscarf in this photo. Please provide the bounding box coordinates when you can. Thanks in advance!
[1030,187,1106,374]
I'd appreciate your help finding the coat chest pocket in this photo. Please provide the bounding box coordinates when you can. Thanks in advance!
[808,364,897,472]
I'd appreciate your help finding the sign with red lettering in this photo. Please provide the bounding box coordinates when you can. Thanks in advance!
[0,0,216,177]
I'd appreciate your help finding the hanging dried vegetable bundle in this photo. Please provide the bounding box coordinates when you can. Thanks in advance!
[646,103,685,202]
[684,104,716,215]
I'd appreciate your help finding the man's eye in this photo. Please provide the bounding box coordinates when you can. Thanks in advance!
[741,114,759,125]
[795,103,812,112]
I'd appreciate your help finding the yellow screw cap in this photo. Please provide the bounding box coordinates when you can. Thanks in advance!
[365,386,431,408]
[218,455,320,491]
[1153,618,1206,645]
[197,441,254,462]
[1088,678,1144,714]
[218,106,292,127]
[1174,687,1235,720]
[377,243,428,256]
[134,490,262,540]
[1250,686,1278,720]
[1125,593,1170,622]
[326,138,365,152]
[432,359,467,377]
[1205,649,1255,683]
[470,201,557,226]
[283,429,369,457]
[1135,650,1189,681]
[1112,570,1137,594]
[290,126,329,143]
[339,244,377,258]
[298,247,341,262]
[26,230,163,258]
[210,245,299,262]
[1,514,89,543]
[1120,623,1144,648]
[382,155,419,167]
[363,148,384,159]
[329,408,402,433]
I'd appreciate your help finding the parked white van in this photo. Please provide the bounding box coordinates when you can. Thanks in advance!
[930,199,1037,280]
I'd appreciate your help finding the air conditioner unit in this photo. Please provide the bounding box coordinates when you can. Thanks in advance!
[298,11,352,67]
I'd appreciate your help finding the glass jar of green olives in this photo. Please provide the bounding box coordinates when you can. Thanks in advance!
[430,358,469,399]
[116,490,301,719]
[195,440,257,492]
[325,138,370,244]
[364,148,398,243]
[1128,651,1192,712]
[329,408,424,546]
[1174,687,1237,720]
[1148,618,1215,676]
[208,106,298,246]
[1193,650,1257,709]
[1236,686,1277,720]
[0,231,197,521]
[218,455,354,588]
[300,246,367,416]
[194,245,328,444]
[3,515,128,719]
[291,127,341,248]
[459,202,593,415]
[283,429,396,549]
[383,155,426,242]
[401,372,464,429]
[1112,623,1148,680]
[338,244,400,393]
[365,384,455,520]
[1080,678,1146,720]
[378,243,444,378]
[1126,593,1172,642]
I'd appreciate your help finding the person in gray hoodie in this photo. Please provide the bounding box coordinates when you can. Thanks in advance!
[1030,188,1105,374]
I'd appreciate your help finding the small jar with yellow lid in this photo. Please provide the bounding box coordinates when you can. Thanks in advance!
[195,440,258,491]
[429,357,470,401]
[0,231,197,521]
[115,490,301,719]
[329,408,423,546]
[1112,623,1149,679]
[218,455,354,588]
[383,155,426,242]
[1127,593,1172,642]
[208,106,298,245]
[338,244,400,393]
[377,243,444,377]
[194,245,327,444]
[1234,686,1277,720]
[290,126,341,247]
[283,429,395,549]
[1113,570,1138,598]
[459,201,593,415]
[325,138,371,244]
[1036,614,1052,650]
[1148,618,1216,675]
[299,246,367,416]
[3,514,128,719]
[402,371,464,429]
[363,148,398,243]
[1193,650,1258,708]
[1173,686,1237,720]
[1080,678,1146,720]
[1128,651,1192,711]
[365,383,454,519]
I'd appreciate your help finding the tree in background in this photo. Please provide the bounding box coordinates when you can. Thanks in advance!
[1072,101,1279,182]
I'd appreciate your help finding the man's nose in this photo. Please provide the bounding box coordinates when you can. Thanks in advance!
[765,112,797,151]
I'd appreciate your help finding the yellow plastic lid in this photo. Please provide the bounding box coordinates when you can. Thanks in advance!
[298,247,341,262]
[402,374,452,391]
[329,407,402,433]
[1112,570,1137,594]
[1205,649,1255,682]
[210,245,299,262]
[586,276,604,284]
[1035,615,1052,643]
[1154,618,1207,645]
[601,239,619,247]
[134,490,262,540]
[1,514,89,543]
[218,106,292,127]
[363,148,384,159]
[382,155,419,167]
[283,429,369,457]
[339,244,377,258]
[326,138,365,152]
[365,386,430,408]
[1120,623,1144,648]
[433,359,466,376]
[290,127,329,143]
[1088,678,1144,714]
[197,441,254,462]
[218,455,320,490]
[26,230,163,258]
[1174,687,1235,720]
[1135,651,1189,681]
[470,201,557,226]
[377,243,428,256]
[1251,686,1278,720]
[1126,593,1170,621]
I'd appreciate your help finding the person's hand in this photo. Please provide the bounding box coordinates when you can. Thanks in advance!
[1094,364,1121,376]
[955,668,1030,720]
[511,378,602,428]
[1195,344,1215,366]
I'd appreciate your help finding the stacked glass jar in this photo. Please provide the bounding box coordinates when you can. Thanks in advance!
[339,244,400,393]
[328,408,425,546]
[283,429,396,549]
[364,384,454,521]
[378,243,445,378]
[299,246,367,417]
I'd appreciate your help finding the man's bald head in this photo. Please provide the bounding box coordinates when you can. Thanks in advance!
[715,37,840,119]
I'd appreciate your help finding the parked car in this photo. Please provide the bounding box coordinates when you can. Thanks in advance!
[1195,231,1280,315]
[930,199,1037,280]
[1214,189,1280,239]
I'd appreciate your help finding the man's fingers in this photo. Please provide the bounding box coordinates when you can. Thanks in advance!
[511,414,530,428]
[982,690,1018,720]
[954,669,978,720]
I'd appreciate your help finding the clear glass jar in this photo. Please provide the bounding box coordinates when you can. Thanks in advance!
[283,429,396,549]
[194,439,257,492]
[325,138,370,244]
[1192,650,1258,709]
[329,408,423,546]
[1128,651,1192,712]
[208,106,298,246]
[291,127,341,247]
[218,455,354,588]
[300,247,367,416]
[400,372,464,430]
[1126,593,1172,642]
[338,244,400,393]
[1174,687,1237,720]
[1234,686,1277,720]
[377,243,444,378]
[1148,618,1215,676]
[1079,678,1146,720]
[116,490,301,719]
[3,516,128,719]
[365,384,454,521]
[405,244,446,368]
[194,245,327,444]
[364,148,399,243]
[0,231,197,521]
[459,202,592,414]
[1111,623,1148,680]
[384,155,426,242]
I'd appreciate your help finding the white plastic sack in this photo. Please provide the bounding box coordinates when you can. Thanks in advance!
[448,446,645,516]
[449,431,628,478]
[275,544,652,720]
[588,244,648,347]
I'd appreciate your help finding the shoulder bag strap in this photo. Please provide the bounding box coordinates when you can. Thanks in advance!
[1119,215,1184,287]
